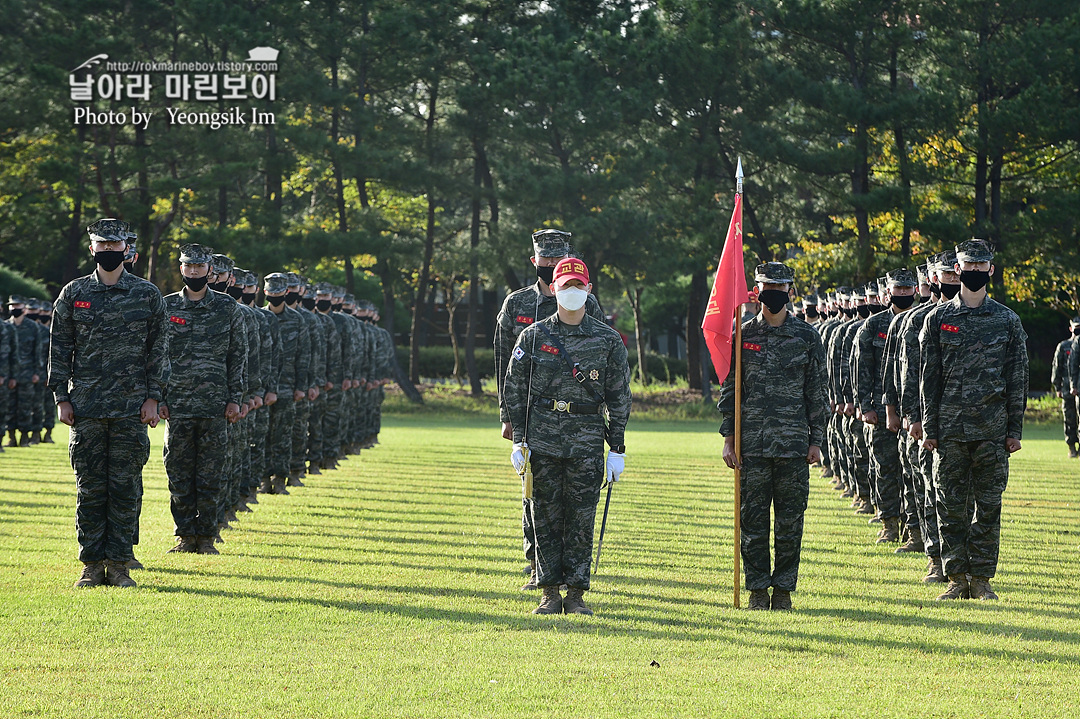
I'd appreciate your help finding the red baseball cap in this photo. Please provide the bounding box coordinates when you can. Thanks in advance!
[552,257,589,288]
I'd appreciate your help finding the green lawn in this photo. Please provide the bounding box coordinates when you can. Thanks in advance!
[1,413,1078,718]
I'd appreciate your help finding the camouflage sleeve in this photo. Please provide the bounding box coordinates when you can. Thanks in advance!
[144,288,170,403]
[826,332,841,402]
[327,321,342,385]
[1005,314,1029,440]
[804,332,829,447]
[717,352,736,437]
[37,325,49,375]
[1051,342,1064,393]
[919,312,942,442]
[603,334,632,448]
[493,298,517,424]
[504,330,533,444]
[882,319,903,408]
[295,317,311,390]
[1069,338,1079,396]
[900,320,923,423]
[47,290,73,403]
[839,330,855,404]
[269,317,282,393]
[586,294,605,321]
[0,326,8,381]
[310,319,326,387]
[247,315,263,398]
[853,323,876,414]
[227,304,246,406]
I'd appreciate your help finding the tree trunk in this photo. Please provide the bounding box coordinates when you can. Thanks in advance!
[889,48,912,260]
[628,286,648,386]
[409,195,437,385]
[465,144,484,396]
[686,271,706,390]
[63,123,88,285]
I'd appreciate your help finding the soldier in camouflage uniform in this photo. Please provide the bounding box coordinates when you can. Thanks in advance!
[366,303,394,447]
[832,287,873,513]
[322,286,352,470]
[313,283,343,472]
[262,273,310,494]
[160,245,245,554]
[504,258,631,616]
[242,271,278,502]
[494,229,605,590]
[854,269,917,545]
[1059,317,1080,458]
[33,300,57,443]
[0,312,16,452]
[5,296,39,447]
[921,240,1028,601]
[284,273,319,486]
[719,262,828,611]
[49,218,169,588]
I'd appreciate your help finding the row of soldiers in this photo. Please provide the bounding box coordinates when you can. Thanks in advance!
[0,297,58,448]
[803,239,1028,600]
[1051,315,1080,458]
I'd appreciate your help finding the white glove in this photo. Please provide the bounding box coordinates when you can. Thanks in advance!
[511,442,528,474]
[606,451,626,482]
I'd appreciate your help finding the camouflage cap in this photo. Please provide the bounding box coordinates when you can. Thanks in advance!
[263,272,289,294]
[7,295,26,305]
[887,267,917,288]
[1071,316,1080,326]
[864,281,879,298]
[532,229,573,258]
[179,243,215,265]
[315,282,334,295]
[956,238,994,263]
[284,272,301,289]
[934,250,959,274]
[876,278,890,297]
[232,269,252,287]
[242,270,258,288]
[836,286,853,301]
[343,293,356,306]
[850,286,865,300]
[86,218,131,243]
[754,262,795,285]
[124,240,138,261]
[331,286,346,299]
[915,263,929,284]
[802,292,819,306]
[211,254,234,275]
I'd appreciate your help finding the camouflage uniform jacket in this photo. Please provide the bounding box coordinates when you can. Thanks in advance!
[837,319,865,406]
[237,302,262,401]
[719,313,828,458]
[48,269,170,418]
[1067,336,1080,396]
[505,313,631,459]
[329,312,355,382]
[270,306,310,393]
[298,307,324,389]
[495,283,603,423]
[920,295,1029,442]
[317,311,343,386]
[1051,338,1072,394]
[35,321,51,378]
[255,306,279,396]
[8,318,38,383]
[374,324,395,379]
[891,300,938,423]
[0,321,16,381]
[161,290,246,418]
[854,309,902,415]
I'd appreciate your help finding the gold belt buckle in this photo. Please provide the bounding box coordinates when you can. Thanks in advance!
[555,400,570,412]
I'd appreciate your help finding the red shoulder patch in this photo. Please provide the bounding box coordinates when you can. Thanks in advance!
[941,323,959,333]
[169,316,187,325]
[540,344,559,355]
[743,342,761,352]
[877,331,888,339]
[515,315,534,325]
[74,301,91,309]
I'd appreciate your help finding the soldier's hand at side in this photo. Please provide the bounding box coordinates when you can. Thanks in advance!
[922,438,938,451]
[501,421,513,441]
[293,390,305,402]
[31,374,39,384]
[57,401,74,426]
[265,391,277,406]
[239,403,249,419]
[885,406,901,433]
[308,387,319,401]
[251,395,264,410]
[141,398,159,427]
[1058,390,1064,398]
[1005,437,1022,454]
[722,436,741,470]
[862,410,878,426]
[8,378,16,389]
[844,403,855,417]
[1073,389,1078,397]
[225,402,241,423]
[908,421,923,441]
[325,382,334,391]
[806,445,821,465]
[159,404,170,421]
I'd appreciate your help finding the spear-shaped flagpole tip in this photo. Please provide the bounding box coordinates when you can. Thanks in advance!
[736,156,744,195]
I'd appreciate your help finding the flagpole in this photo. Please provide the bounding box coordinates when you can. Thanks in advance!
[733,157,744,610]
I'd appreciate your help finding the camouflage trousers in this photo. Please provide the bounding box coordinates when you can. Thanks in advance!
[40,384,55,430]
[865,422,901,520]
[268,397,295,478]
[374,386,385,435]
[0,384,8,433]
[827,411,847,487]
[321,388,342,461]
[11,381,35,431]
[251,407,270,486]
[740,455,810,592]
[897,429,922,529]
[70,415,150,562]
[291,398,311,474]
[30,382,43,431]
[842,415,870,497]
[164,416,226,537]
[933,439,1009,578]
[1062,395,1079,445]
[307,393,325,465]
[530,452,605,590]
[919,442,940,559]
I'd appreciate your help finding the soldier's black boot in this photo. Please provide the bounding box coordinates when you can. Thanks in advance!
[521,559,539,591]
[272,475,290,495]
[126,556,144,570]
[1070,442,1078,459]
[6,429,16,447]
[259,477,274,494]
[968,575,998,600]
[196,536,220,555]
[747,589,770,610]
[876,517,900,543]
[29,429,41,445]
[18,430,31,447]
[246,489,259,505]
[168,536,198,553]
[563,587,594,615]
[771,589,793,611]
[104,560,137,588]
[532,585,563,615]
[43,427,53,443]
[923,556,947,583]
[936,574,969,600]
[308,462,322,475]
[73,561,106,588]
[286,472,304,487]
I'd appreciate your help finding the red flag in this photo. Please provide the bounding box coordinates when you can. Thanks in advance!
[701,193,749,383]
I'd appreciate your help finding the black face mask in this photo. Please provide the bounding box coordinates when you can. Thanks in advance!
[210,281,229,293]
[302,297,316,310]
[332,303,343,312]
[929,284,941,297]
[226,286,245,300]
[940,283,961,300]
[183,275,209,292]
[124,262,135,272]
[959,270,990,292]
[868,302,885,314]
[9,308,23,318]
[286,292,301,305]
[758,289,789,315]
[94,250,126,272]
[317,299,332,312]
[805,307,819,319]
[857,305,871,319]
[1073,327,1080,337]
[536,265,556,285]
[243,292,256,306]
[891,294,916,310]
[267,295,286,308]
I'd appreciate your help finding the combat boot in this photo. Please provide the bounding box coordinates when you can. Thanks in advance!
[236,499,252,513]
[855,497,875,515]
[923,557,947,583]
[895,525,924,554]
[73,561,106,588]
[841,486,855,498]
[563,587,594,615]
[214,526,225,544]
[1070,442,1079,459]
[246,489,259,505]
[43,427,53,443]
[272,475,289,495]
[876,517,900,543]
[168,536,198,553]
[6,429,16,447]
[936,574,969,600]
[29,429,41,445]
[18,430,30,447]
[771,588,792,611]
[126,556,144,570]
[286,472,304,487]
[821,467,834,478]
[968,575,998,600]
[225,508,239,524]
[196,536,220,555]
[104,560,136,588]
[832,479,845,491]
[521,559,539,591]
[532,585,563,615]
[747,589,770,610]
[308,462,322,475]
[259,477,274,494]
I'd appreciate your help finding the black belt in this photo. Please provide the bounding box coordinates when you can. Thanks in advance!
[537,398,601,415]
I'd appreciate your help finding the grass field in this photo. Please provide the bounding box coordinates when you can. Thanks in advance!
[1,410,1079,718]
